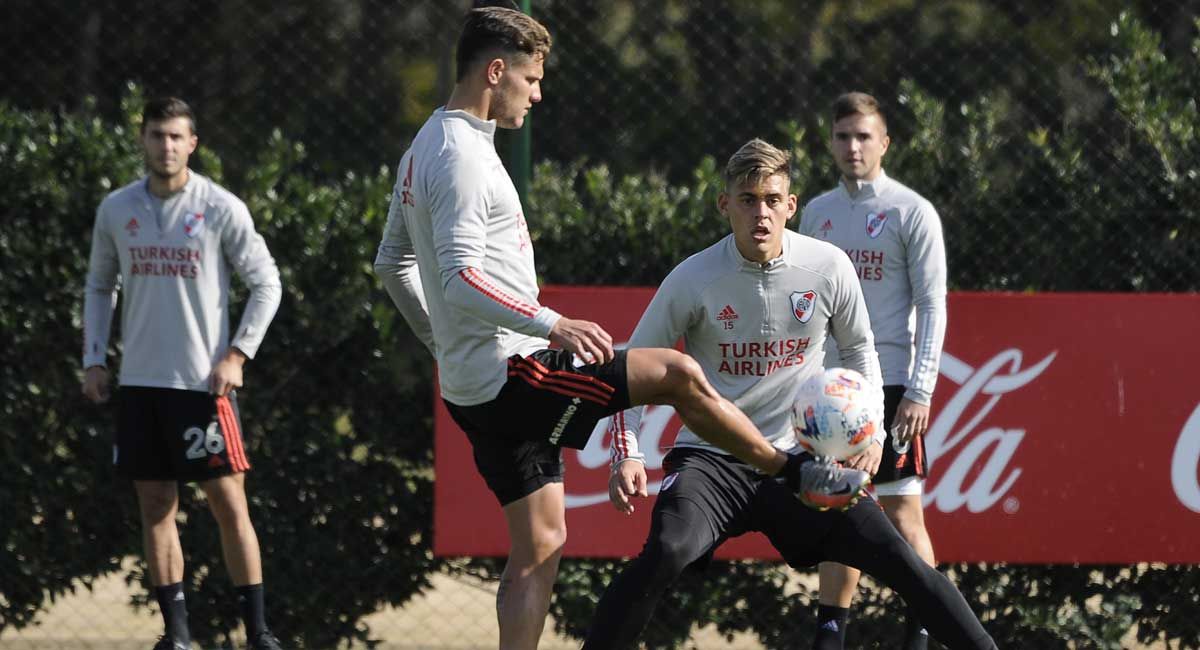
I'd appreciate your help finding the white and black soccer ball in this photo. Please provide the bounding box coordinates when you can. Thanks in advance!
[791,367,882,461]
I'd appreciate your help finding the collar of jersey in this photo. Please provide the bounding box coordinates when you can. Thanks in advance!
[436,106,497,137]
[839,169,891,201]
[141,168,199,202]
[725,233,790,271]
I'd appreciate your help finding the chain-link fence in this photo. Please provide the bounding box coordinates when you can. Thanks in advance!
[3,1,1199,649]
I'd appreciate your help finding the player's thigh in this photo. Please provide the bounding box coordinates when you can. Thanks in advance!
[752,477,840,568]
[465,349,631,449]
[199,472,250,523]
[821,497,923,577]
[133,480,180,521]
[449,402,566,507]
[502,482,566,561]
[162,389,251,482]
[878,492,927,533]
[625,347,702,406]
[647,449,753,567]
[115,387,175,481]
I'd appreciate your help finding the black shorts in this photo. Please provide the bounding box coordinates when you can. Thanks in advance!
[115,386,251,482]
[445,348,631,506]
[874,384,928,484]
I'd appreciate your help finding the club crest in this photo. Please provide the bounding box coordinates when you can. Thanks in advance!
[183,212,205,238]
[790,290,817,323]
[865,210,889,238]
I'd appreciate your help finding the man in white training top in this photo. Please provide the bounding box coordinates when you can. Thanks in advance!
[372,8,869,650]
[581,139,992,650]
[800,91,949,650]
[82,97,284,650]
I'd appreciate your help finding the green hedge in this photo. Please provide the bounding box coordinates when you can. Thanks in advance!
[2,12,1198,650]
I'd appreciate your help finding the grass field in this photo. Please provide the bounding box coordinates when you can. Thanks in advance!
[0,558,1170,649]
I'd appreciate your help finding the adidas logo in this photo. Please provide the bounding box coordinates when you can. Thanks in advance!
[716,305,739,321]
[820,219,833,233]
[125,217,140,236]
[820,620,839,632]
[208,455,225,468]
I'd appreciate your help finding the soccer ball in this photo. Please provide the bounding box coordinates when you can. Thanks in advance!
[791,367,882,461]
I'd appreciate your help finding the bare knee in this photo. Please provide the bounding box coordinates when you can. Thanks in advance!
[656,352,710,405]
[883,500,925,535]
[135,482,178,525]
[201,476,251,530]
[527,523,567,564]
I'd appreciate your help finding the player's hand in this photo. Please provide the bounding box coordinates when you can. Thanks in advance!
[846,439,883,475]
[549,317,614,365]
[82,366,111,404]
[893,398,931,442]
[609,460,648,515]
[210,348,246,396]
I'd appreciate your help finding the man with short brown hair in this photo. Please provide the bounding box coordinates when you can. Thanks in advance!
[802,91,948,650]
[83,97,283,650]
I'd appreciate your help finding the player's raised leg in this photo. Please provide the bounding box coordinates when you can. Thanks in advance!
[626,347,870,507]
[496,482,567,650]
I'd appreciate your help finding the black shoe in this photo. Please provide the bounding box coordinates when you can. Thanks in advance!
[152,636,189,650]
[248,631,284,650]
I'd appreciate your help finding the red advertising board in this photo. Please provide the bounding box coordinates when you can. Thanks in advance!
[434,288,1200,563]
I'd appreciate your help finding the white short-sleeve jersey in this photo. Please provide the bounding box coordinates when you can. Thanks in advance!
[610,231,882,461]
[798,171,947,405]
[375,108,561,406]
[83,172,282,391]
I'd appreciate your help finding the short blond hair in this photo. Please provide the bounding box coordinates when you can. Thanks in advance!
[723,138,790,189]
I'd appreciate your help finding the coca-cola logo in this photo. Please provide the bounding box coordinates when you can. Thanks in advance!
[924,349,1055,513]
[564,348,1057,514]
[1171,402,1200,513]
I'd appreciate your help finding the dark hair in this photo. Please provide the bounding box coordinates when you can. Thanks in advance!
[455,7,551,81]
[832,91,887,131]
[723,138,790,189]
[141,97,196,134]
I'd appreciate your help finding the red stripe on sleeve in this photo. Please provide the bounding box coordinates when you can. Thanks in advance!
[459,268,539,318]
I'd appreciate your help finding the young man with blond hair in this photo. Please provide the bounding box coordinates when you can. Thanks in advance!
[801,91,949,650]
[582,139,992,650]
[83,97,283,650]
[372,9,865,650]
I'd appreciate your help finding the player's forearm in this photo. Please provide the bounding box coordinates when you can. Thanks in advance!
[230,279,282,359]
[81,286,117,368]
[443,267,561,339]
[609,407,645,467]
[376,261,437,354]
[906,294,946,404]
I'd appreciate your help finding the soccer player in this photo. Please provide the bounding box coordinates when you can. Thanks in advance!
[372,9,866,650]
[582,139,994,650]
[800,92,949,650]
[82,97,284,650]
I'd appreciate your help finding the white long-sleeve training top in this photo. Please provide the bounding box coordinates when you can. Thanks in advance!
[609,231,883,465]
[798,171,947,405]
[83,171,281,391]
[374,108,561,406]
